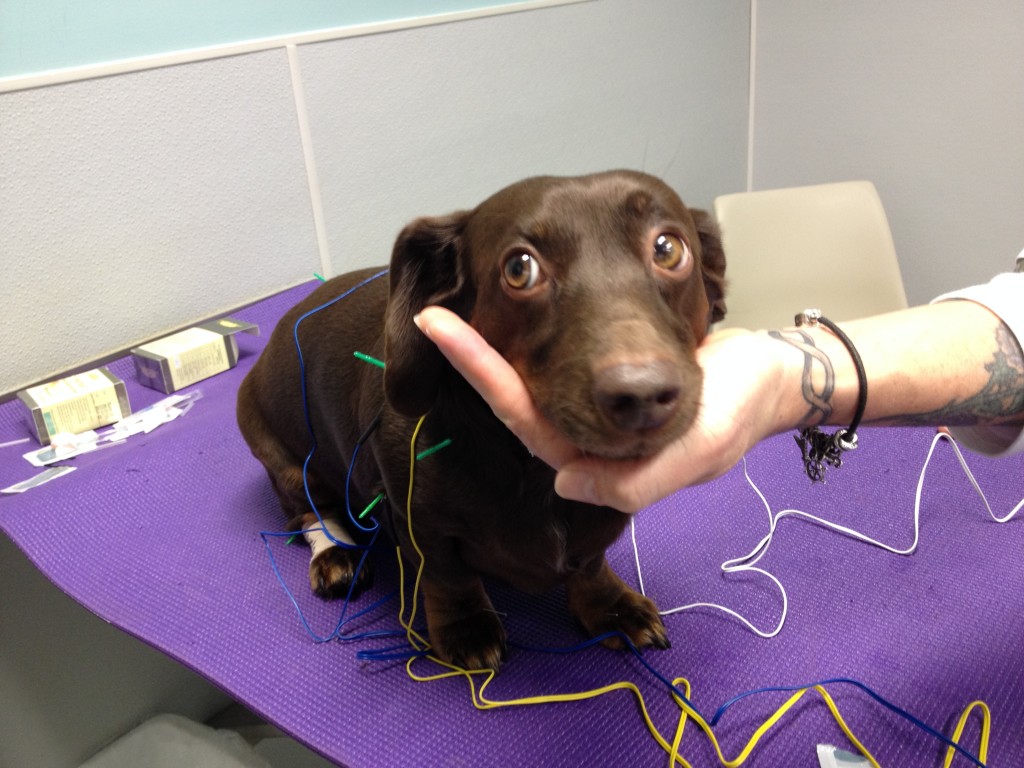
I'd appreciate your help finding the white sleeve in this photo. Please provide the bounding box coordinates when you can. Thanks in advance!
[931,257,1024,457]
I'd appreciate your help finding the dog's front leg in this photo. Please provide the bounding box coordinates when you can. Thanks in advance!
[566,558,670,652]
[414,551,507,671]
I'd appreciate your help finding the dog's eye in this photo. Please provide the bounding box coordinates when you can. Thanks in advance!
[502,252,542,290]
[652,233,690,271]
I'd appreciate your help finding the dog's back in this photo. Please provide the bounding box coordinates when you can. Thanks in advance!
[237,268,390,525]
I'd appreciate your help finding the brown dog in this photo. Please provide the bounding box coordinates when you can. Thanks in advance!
[237,170,726,670]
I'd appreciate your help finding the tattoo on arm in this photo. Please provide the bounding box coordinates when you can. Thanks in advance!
[767,329,835,427]
[767,321,1024,430]
[880,325,1024,427]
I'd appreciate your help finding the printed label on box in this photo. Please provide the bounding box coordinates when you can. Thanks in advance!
[19,369,130,442]
[136,327,229,390]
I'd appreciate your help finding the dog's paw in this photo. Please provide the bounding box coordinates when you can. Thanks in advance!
[576,589,670,652]
[430,611,508,671]
[308,547,373,600]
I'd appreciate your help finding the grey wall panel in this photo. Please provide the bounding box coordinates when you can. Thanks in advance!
[752,1,1024,304]
[297,0,751,276]
[0,48,318,396]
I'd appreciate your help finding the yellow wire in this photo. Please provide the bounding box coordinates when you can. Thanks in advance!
[395,416,981,768]
[668,678,691,768]
[665,684,879,768]
[397,416,432,654]
[944,701,991,767]
[404,652,696,766]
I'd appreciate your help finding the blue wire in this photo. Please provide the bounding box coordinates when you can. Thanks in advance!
[344,440,381,534]
[263,532,985,766]
[710,678,986,767]
[524,634,985,767]
[292,269,388,548]
[259,525,382,643]
[356,645,432,662]
[292,269,388,439]
[259,269,391,641]
[342,589,400,624]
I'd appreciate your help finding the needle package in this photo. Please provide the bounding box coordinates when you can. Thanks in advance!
[131,317,258,393]
[18,367,131,444]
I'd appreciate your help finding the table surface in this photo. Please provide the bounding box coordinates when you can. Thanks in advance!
[2,280,1021,768]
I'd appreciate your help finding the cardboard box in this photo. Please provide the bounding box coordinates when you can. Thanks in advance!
[131,317,259,394]
[18,368,131,444]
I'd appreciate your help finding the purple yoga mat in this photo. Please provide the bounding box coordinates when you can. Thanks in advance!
[1,280,1021,767]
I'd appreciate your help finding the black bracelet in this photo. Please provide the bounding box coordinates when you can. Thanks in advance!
[793,309,868,483]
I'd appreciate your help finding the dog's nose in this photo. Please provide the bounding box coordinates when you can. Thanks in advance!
[593,361,682,432]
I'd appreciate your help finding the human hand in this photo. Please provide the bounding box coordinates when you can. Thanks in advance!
[414,308,790,513]
[553,328,789,511]
[412,307,580,471]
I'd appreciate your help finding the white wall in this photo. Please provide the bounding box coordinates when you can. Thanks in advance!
[299,0,750,278]
[0,49,319,398]
[752,0,1024,305]
[0,0,750,399]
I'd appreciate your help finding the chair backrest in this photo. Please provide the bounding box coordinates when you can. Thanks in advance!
[712,181,908,329]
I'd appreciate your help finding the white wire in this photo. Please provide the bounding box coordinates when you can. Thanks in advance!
[631,430,1023,639]
[939,431,1024,524]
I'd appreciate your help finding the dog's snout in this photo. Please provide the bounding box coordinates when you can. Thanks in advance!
[593,360,682,433]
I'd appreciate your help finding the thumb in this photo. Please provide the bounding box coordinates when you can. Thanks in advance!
[554,460,649,514]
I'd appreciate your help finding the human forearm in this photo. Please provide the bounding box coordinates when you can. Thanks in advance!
[415,298,1024,514]
[769,300,1024,433]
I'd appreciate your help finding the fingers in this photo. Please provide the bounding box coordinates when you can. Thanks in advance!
[556,330,776,513]
[554,458,652,514]
[555,438,730,514]
[413,307,580,469]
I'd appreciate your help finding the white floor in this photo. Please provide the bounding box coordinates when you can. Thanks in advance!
[81,706,336,768]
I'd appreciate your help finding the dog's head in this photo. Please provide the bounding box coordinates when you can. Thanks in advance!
[384,170,726,459]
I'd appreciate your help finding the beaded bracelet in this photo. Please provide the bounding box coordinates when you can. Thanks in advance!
[793,309,867,483]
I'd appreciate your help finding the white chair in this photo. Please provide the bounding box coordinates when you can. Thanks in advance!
[712,181,908,329]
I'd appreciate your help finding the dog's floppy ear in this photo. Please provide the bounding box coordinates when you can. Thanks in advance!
[691,208,727,326]
[384,212,473,417]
